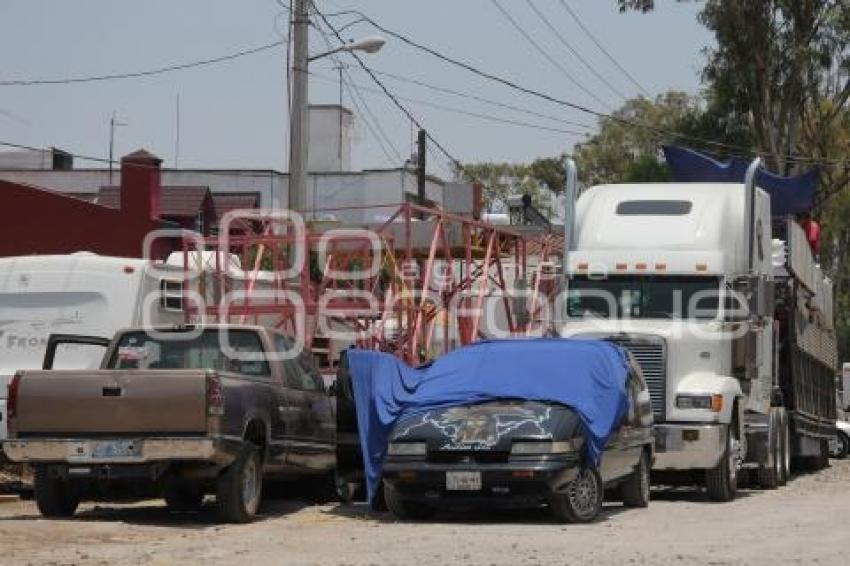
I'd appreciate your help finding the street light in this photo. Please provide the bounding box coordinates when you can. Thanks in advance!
[308,36,386,62]
[287,0,386,215]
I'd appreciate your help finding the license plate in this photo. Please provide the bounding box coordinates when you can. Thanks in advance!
[69,440,140,461]
[446,471,482,491]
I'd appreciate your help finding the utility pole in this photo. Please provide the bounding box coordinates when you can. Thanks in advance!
[288,0,310,214]
[417,129,427,207]
[108,112,127,186]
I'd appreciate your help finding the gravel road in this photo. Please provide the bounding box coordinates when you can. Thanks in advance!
[1,460,849,566]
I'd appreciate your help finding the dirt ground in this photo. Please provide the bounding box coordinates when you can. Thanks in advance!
[1,461,849,566]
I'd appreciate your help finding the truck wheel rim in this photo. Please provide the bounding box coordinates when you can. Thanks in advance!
[640,458,650,502]
[242,457,260,512]
[728,434,738,484]
[567,470,598,518]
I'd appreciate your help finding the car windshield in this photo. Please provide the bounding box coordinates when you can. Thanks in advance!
[109,329,269,376]
[566,276,722,320]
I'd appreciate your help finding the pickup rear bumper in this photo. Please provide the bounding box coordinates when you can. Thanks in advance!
[1,437,235,466]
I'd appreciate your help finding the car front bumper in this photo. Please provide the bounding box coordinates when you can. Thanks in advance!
[652,423,726,470]
[1,436,232,466]
[382,454,582,505]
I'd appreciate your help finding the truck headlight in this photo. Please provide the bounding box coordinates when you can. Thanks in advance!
[387,442,427,456]
[510,439,581,455]
[676,394,723,412]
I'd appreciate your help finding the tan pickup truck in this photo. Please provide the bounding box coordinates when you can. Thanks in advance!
[2,324,335,523]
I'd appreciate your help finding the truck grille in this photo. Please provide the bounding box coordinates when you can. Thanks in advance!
[610,337,667,422]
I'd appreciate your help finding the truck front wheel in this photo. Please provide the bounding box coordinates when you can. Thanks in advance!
[34,467,80,518]
[706,425,738,502]
[216,443,263,523]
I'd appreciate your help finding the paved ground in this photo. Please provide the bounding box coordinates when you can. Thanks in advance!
[1,461,849,566]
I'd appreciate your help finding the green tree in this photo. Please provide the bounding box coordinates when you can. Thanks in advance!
[456,155,568,213]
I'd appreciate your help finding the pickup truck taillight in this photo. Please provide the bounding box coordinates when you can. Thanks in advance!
[206,373,225,417]
[7,372,21,420]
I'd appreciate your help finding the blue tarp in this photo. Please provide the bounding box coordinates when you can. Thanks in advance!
[347,339,631,503]
[663,145,818,217]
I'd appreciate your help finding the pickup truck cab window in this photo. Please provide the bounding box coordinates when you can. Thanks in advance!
[274,334,319,390]
[111,329,270,377]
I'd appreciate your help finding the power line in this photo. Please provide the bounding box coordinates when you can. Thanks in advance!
[311,70,589,137]
[312,5,464,171]
[312,23,404,164]
[490,0,612,111]
[524,0,627,101]
[0,40,285,86]
[335,7,850,167]
[556,0,651,97]
[363,67,596,131]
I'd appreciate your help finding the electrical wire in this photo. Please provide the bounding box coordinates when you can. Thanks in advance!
[362,67,595,131]
[0,40,285,86]
[310,70,589,137]
[312,5,465,171]
[330,7,850,167]
[524,0,627,101]
[557,0,651,97]
[312,23,404,164]
[490,0,612,111]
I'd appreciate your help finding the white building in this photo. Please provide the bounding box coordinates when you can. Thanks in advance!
[0,105,470,227]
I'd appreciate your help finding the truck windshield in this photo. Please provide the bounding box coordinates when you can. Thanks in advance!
[109,329,270,377]
[566,276,722,320]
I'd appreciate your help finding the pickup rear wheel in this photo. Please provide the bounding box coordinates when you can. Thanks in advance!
[33,467,80,518]
[216,443,263,523]
[550,467,604,523]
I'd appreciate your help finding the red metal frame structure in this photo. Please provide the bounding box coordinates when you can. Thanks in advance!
[181,203,537,367]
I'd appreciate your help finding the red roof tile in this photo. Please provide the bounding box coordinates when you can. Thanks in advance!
[96,185,211,217]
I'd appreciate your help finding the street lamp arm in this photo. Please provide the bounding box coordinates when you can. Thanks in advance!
[308,36,386,62]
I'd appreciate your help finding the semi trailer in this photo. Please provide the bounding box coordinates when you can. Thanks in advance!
[558,159,837,500]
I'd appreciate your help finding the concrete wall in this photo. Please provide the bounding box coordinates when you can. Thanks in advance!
[308,105,353,173]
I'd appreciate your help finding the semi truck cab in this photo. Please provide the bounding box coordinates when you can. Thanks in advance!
[556,159,835,500]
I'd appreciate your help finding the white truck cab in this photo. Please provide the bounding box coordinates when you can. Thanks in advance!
[558,160,836,500]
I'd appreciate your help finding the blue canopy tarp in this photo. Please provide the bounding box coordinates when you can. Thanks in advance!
[663,145,818,217]
[347,339,631,503]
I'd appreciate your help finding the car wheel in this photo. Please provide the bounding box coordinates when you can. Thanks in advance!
[33,467,80,518]
[706,424,737,502]
[620,451,650,508]
[383,483,435,521]
[216,443,263,523]
[828,431,849,459]
[163,482,204,512]
[550,467,604,523]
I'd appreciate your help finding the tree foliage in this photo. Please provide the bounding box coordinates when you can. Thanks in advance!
[621,0,850,357]
[456,156,568,213]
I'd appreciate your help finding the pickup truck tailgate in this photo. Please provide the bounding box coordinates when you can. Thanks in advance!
[14,370,208,435]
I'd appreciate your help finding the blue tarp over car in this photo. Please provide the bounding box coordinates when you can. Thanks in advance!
[347,339,631,503]
[663,145,818,217]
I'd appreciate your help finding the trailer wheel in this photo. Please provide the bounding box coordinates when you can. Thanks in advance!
[33,467,80,518]
[777,409,789,485]
[216,443,263,523]
[706,424,737,502]
[828,431,849,460]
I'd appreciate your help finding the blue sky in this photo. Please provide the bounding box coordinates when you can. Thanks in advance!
[0,1,712,175]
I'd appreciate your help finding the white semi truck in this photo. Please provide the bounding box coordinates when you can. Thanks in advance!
[558,160,837,500]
